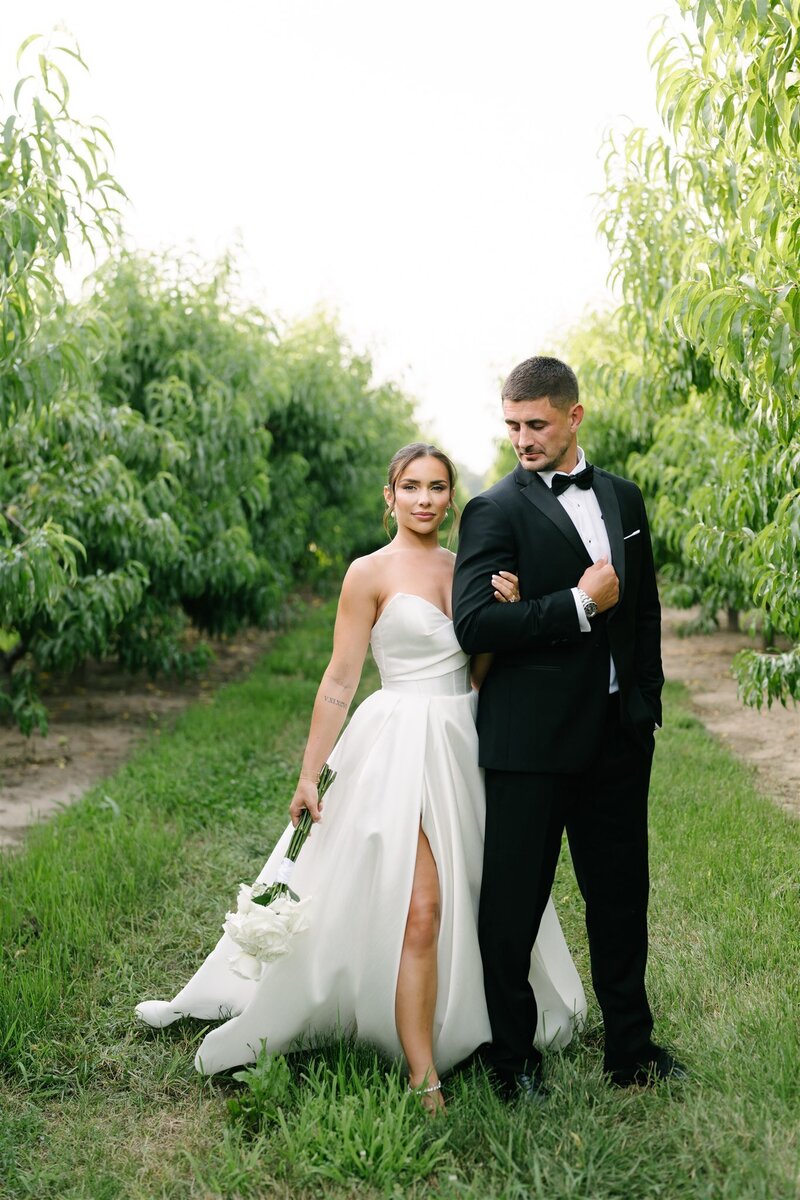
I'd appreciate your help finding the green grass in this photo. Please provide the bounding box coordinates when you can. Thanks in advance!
[1,599,798,1199]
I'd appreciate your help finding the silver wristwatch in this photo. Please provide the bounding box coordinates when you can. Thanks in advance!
[577,588,598,619]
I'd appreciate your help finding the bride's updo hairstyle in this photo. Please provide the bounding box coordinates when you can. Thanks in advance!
[383,442,460,541]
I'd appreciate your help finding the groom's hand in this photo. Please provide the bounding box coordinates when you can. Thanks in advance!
[578,557,619,613]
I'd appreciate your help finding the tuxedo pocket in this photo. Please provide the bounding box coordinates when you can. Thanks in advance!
[627,683,657,731]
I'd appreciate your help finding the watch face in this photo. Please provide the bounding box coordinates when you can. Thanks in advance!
[579,589,597,618]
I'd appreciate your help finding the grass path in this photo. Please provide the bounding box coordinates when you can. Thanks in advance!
[1,599,798,1199]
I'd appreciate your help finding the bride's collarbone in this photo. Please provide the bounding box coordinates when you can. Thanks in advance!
[376,591,453,622]
[371,555,454,622]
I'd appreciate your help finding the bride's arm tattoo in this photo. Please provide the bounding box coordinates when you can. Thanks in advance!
[324,694,348,709]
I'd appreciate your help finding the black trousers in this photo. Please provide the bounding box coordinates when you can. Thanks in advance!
[479,697,656,1077]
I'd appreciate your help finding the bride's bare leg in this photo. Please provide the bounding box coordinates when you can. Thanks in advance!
[395,825,443,1109]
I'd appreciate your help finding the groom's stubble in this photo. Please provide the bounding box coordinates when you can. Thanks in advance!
[502,395,582,475]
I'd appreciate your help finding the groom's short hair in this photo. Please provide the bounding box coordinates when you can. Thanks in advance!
[502,356,579,409]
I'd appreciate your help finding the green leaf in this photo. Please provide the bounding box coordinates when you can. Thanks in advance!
[768,320,793,377]
[13,75,33,111]
[54,45,88,71]
[748,95,766,140]
[2,115,16,155]
[19,137,32,184]
[16,33,42,67]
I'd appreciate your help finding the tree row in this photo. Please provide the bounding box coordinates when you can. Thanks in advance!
[0,39,416,732]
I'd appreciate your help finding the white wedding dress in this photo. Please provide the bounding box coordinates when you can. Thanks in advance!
[136,593,587,1074]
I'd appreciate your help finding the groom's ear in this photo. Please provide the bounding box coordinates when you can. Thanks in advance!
[569,403,584,432]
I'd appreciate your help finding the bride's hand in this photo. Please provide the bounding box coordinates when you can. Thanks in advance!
[290,777,322,826]
[491,570,520,604]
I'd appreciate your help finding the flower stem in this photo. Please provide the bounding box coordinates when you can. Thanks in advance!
[252,764,336,908]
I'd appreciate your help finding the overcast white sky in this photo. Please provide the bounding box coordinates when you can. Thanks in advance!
[5,1,672,472]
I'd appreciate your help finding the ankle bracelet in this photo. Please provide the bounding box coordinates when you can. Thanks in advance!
[408,1080,442,1095]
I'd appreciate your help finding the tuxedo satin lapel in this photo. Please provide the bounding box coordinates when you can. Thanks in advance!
[515,468,592,565]
[592,471,625,604]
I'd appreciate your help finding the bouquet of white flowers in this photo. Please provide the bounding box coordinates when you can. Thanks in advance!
[224,764,336,981]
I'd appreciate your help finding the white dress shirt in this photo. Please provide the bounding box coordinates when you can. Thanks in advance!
[539,448,618,693]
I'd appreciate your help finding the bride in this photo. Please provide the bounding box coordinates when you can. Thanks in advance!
[136,443,586,1107]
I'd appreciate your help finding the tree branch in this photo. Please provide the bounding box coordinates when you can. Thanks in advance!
[0,506,30,538]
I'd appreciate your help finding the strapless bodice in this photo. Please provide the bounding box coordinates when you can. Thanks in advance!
[369,593,470,695]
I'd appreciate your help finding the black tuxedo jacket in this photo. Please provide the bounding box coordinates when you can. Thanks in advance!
[453,463,664,774]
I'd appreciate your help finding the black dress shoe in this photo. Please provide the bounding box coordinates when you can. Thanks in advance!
[492,1068,550,1105]
[606,1047,688,1088]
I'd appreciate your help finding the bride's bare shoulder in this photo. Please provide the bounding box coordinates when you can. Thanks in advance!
[347,547,391,571]
[342,550,390,593]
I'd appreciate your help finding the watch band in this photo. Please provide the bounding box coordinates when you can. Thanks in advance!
[576,588,598,619]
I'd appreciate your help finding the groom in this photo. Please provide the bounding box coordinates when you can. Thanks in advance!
[453,356,684,1100]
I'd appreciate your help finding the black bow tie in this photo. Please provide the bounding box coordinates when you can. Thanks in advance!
[550,464,594,497]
